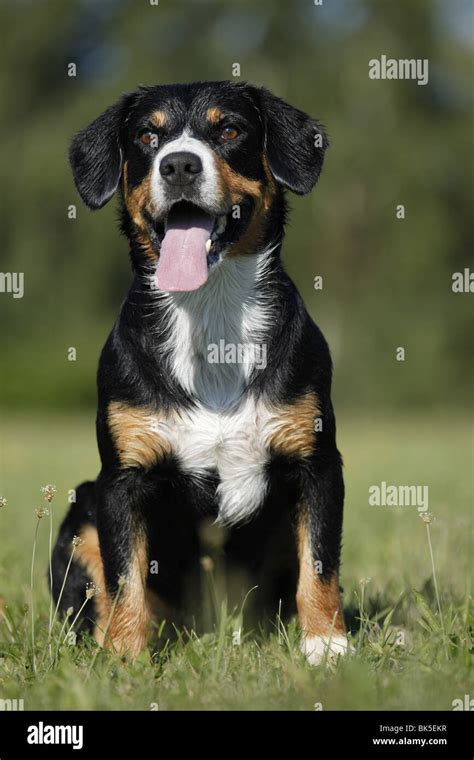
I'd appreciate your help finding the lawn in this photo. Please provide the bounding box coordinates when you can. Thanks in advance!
[0,411,472,710]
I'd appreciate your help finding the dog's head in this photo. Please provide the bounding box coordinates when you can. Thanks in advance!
[70,81,328,292]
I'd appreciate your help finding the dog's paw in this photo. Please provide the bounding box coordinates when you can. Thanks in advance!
[301,633,352,666]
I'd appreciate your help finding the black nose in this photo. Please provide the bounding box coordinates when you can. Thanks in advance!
[159,151,203,185]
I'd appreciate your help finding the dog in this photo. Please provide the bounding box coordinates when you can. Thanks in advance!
[51,81,348,666]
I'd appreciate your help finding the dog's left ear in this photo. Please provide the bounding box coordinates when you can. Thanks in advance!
[251,87,328,195]
[69,92,136,210]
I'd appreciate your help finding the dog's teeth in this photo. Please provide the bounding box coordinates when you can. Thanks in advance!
[205,239,212,253]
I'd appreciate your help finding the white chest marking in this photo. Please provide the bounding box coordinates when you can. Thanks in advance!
[153,396,278,526]
[156,251,274,408]
[149,250,278,524]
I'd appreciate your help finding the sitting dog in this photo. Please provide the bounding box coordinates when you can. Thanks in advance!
[51,81,348,665]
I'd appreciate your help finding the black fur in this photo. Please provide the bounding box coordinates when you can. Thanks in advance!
[250,85,328,194]
[52,81,344,649]
[69,94,136,209]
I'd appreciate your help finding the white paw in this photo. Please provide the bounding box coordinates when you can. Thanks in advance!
[301,634,351,666]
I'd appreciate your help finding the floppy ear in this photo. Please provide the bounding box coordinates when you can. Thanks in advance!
[69,94,135,210]
[254,87,328,195]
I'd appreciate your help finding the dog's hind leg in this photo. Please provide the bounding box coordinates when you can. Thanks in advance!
[50,480,102,636]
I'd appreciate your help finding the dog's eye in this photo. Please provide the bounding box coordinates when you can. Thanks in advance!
[220,125,240,141]
[139,131,159,148]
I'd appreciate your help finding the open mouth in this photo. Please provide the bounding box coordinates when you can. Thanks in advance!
[155,201,228,292]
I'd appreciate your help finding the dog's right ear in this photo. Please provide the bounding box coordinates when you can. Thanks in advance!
[69,93,136,210]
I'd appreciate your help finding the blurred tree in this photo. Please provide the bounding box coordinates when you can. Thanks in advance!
[0,0,472,410]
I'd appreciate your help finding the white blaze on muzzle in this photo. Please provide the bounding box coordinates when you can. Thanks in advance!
[150,130,222,292]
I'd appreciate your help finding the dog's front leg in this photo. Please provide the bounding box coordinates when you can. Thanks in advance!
[296,455,348,666]
[94,468,150,659]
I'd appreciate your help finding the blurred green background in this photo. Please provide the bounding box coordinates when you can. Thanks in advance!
[0,0,472,413]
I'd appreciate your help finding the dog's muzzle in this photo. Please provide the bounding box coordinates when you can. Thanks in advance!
[151,136,229,293]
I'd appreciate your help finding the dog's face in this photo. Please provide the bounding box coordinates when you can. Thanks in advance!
[70,81,328,291]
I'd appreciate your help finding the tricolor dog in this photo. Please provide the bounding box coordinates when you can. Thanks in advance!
[51,81,348,665]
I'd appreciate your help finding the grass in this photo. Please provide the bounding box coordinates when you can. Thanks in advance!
[0,410,472,711]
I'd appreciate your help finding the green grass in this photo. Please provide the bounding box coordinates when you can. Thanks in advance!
[0,411,472,710]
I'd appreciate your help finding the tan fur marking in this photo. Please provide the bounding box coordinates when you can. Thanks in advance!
[262,154,277,198]
[215,156,263,206]
[207,107,224,125]
[269,392,320,458]
[214,154,277,257]
[150,110,167,129]
[76,525,163,659]
[296,516,345,637]
[123,161,157,261]
[108,401,172,470]
[75,524,108,630]
[102,529,150,658]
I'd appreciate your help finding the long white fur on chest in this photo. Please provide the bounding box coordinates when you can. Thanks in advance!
[153,397,275,525]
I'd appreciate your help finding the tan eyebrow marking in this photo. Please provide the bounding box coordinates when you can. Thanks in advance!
[207,107,225,125]
[150,110,167,129]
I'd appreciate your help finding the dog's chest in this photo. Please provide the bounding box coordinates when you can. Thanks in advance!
[156,397,274,525]
[153,254,277,524]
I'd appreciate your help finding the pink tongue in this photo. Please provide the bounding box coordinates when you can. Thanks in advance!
[156,205,214,292]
